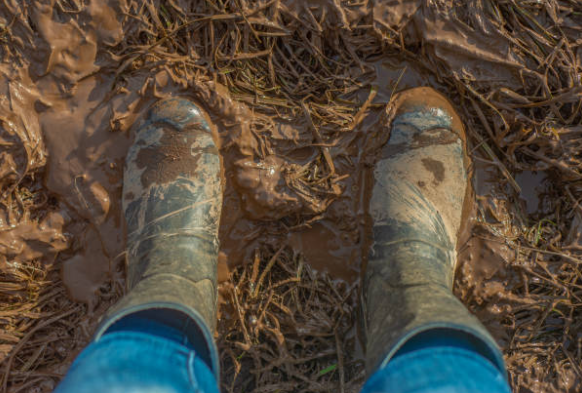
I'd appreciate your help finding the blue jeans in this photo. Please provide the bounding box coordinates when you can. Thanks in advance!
[56,314,510,393]
[55,314,219,393]
[360,331,511,393]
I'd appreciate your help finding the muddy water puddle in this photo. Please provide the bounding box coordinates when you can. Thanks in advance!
[25,55,441,302]
[3,36,525,360]
[2,0,580,391]
[0,0,478,307]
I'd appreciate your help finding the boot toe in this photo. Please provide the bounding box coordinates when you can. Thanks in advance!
[144,97,212,133]
[390,87,465,140]
[123,97,221,216]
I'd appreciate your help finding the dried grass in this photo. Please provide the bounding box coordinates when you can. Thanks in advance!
[0,0,581,392]
[218,245,363,393]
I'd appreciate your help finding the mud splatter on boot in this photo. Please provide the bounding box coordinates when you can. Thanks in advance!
[364,87,506,376]
[93,97,222,377]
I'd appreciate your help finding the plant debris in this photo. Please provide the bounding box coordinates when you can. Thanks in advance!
[0,0,581,392]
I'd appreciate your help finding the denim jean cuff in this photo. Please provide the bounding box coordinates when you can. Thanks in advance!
[93,302,220,379]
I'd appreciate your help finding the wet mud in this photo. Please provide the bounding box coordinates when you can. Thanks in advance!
[1,0,581,392]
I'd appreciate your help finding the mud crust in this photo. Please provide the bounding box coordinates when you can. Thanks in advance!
[1,1,581,393]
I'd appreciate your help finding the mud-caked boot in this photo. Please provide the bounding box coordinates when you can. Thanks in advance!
[364,88,507,384]
[94,98,222,378]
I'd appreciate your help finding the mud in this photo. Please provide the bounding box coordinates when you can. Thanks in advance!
[515,170,549,216]
[1,0,581,392]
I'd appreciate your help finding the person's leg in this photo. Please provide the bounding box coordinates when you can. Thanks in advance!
[55,310,219,393]
[362,87,511,392]
[56,98,222,392]
[361,330,510,393]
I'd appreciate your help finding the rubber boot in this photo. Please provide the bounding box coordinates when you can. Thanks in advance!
[364,87,506,376]
[93,98,222,378]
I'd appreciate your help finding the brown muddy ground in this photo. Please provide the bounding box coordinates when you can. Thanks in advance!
[0,0,581,392]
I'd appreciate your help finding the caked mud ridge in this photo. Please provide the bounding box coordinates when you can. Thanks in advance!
[0,1,581,392]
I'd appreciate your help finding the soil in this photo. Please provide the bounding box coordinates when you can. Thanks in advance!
[1,0,581,392]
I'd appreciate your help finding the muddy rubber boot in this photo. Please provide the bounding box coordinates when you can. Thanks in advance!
[93,98,222,378]
[364,87,506,376]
